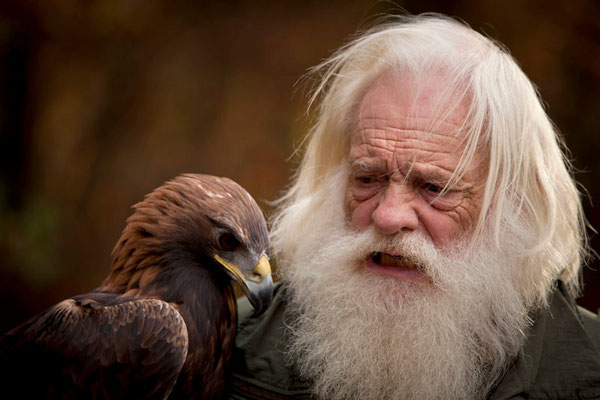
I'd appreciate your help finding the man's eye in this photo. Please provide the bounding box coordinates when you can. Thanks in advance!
[358,176,375,184]
[355,174,381,185]
[424,183,443,194]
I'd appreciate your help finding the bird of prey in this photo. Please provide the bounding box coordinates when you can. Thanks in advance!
[0,174,273,399]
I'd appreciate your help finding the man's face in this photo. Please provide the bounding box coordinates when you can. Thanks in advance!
[282,74,529,400]
[345,72,487,279]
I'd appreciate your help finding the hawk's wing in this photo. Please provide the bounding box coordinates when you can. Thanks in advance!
[0,294,189,400]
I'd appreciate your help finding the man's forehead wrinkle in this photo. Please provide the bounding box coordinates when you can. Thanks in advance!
[349,139,458,168]
[354,120,464,139]
[356,113,468,135]
[352,130,462,159]
[353,111,467,144]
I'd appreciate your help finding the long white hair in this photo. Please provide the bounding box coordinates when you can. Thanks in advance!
[271,14,588,308]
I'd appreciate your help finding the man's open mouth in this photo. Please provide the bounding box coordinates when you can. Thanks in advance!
[370,252,418,269]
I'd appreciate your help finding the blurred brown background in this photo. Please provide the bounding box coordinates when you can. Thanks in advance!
[0,0,599,334]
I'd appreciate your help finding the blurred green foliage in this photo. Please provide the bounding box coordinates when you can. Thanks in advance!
[1,195,62,288]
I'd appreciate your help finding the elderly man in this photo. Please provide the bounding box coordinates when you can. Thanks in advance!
[226,15,600,399]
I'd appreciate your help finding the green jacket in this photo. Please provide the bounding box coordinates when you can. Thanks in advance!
[226,282,600,399]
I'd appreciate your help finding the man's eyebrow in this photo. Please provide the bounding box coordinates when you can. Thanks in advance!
[350,159,385,172]
[408,169,451,183]
[399,163,456,184]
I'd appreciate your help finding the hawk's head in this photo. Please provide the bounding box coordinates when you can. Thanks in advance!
[107,174,273,315]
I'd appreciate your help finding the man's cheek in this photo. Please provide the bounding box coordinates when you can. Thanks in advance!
[419,208,466,246]
[346,201,371,231]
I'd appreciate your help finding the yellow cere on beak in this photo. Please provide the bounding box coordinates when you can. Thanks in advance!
[214,253,273,316]
[249,255,271,283]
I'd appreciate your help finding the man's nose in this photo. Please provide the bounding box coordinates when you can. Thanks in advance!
[371,183,418,235]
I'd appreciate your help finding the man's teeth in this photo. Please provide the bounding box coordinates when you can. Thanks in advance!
[372,252,417,268]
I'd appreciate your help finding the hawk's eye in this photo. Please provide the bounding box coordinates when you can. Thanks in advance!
[218,233,240,251]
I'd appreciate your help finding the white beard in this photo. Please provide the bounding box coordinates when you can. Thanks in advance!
[280,222,532,400]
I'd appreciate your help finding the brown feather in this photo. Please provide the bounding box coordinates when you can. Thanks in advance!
[0,174,271,399]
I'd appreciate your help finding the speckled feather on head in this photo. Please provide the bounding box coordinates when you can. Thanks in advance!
[0,174,273,400]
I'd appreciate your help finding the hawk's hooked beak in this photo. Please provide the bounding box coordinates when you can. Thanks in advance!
[214,254,273,317]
